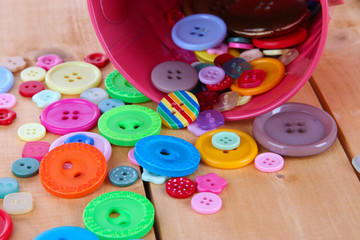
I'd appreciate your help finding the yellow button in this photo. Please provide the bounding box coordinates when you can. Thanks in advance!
[195,48,240,64]
[230,58,285,96]
[20,67,46,82]
[45,61,101,95]
[195,129,258,169]
[18,123,46,141]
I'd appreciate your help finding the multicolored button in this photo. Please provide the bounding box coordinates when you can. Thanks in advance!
[0,56,26,72]
[166,177,196,199]
[254,152,284,173]
[3,192,33,215]
[11,157,40,178]
[0,66,14,93]
[108,166,138,187]
[212,131,240,150]
[18,123,46,141]
[36,54,64,70]
[18,81,45,97]
[195,173,227,194]
[40,143,107,198]
[84,52,109,68]
[40,98,100,135]
[80,87,109,105]
[98,98,124,113]
[0,177,18,198]
[22,141,50,162]
[34,226,100,240]
[0,109,16,125]
[20,67,46,82]
[32,90,61,108]
[45,61,101,95]
[0,93,16,109]
[157,91,199,129]
[191,192,222,214]
[0,208,13,239]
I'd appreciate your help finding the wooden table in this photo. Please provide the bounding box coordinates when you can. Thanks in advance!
[1,1,360,239]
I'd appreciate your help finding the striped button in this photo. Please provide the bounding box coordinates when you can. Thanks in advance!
[157,91,199,129]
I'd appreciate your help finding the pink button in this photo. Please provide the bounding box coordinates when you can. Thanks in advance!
[191,192,222,214]
[195,173,227,194]
[198,66,225,85]
[206,43,228,55]
[40,98,100,135]
[22,141,50,162]
[228,42,254,50]
[49,131,112,161]
[128,148,139,166]
[0,93,16,109]
[254,152,284,173]
[239,49,264,62]
[238,69,265,88]
[36,54,63,70]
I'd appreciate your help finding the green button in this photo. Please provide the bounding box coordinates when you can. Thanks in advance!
[98,105,161,146]
[83,191,155,240]
[105,70,150,103]
[211,131,240,150]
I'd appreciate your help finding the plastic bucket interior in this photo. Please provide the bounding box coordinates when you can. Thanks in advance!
[87,0,338,121]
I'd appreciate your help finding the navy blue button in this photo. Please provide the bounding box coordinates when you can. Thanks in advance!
[108,166,138,187]
[11,157,40,178]
[171,14,227,51]
[34,226,99,240]
[98,98,125,113]
[64,133,95,145]
[135,135,200,177]
[223,58,251,79]
[0,66,14,93]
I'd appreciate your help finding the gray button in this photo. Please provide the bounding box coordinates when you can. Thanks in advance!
[108,166,138,187]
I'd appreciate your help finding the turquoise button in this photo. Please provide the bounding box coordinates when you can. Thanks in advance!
[11,157,40,178]
[0,177,19,198]
[211,131,241,150]
[108,166,138,187]
[0,66,14,93]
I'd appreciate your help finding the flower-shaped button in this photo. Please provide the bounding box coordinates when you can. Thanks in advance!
[64,133,95,145]
[223,57,251,79]
[255,152,284,173]
[238,69,265,88]
[36,54,63,70]
[18,123,46,141]
[191,192,222,214]
[109,166,138,187]
[20,67,46,82]
[0,177,18,198]
[239,49,264,62]
[0,93,16,109]
[0,66,14,93]
[213,91,239,112]
[142,169,170,185]
[11,157,40,178]
[196,109,225,130]
[3,192,33,215]
[84,52,109,68]
[22,141,50,162]
[128,148,139,166]
[0,108,16,125]
[195,173,227,194]
[98,98,125,113]
[32,89,61,108]
[212,131,240,150]
[0,208,13,239]
[19,81,45,97]
[195,91,219,112]
[80,87,109,105]
[166,177,196,199]
[0,56,27,72]
[198,66,225,85]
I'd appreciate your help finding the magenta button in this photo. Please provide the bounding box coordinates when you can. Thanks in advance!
[22,141,50,162]
[40,98,100,135]
[36,54,63,71]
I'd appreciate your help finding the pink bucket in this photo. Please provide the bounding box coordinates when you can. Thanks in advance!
[87,0,343,121]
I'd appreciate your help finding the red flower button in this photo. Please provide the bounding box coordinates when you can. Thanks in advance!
[166,177,196,199]
[0,108,16,125]
[84,53,109,68]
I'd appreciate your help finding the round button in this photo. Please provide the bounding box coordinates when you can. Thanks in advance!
[166,177,196,199]
[239,49,264,62]
[0,177,19,198]
[196,109,225,130]
[207,43,228,55]
[32,90,62,108]
[228,42,254,50]
[11,157,40,178]
[105,70,150,103]
[227,37,252,44]
[0,66,14,93]
[83,191,154,240]
[198,66,225,85]
[253,102,337,157]
[206,75,232,91]
[40,98,100,135]
[187,122,212,136]
[278,48,299,66]
[22,141,50,162]
[170,48,198,64]
[195,172,227,194]
[40,143,107,198]
[352,155,360,173]
[195,91,219,112]
[98,105,161,146]
[84,52,109,68]
[254,152,284,173]
[20,67,46,82]
[196,129,258,169]
[195,48,239,64]
[0,208,13,240]
[0,93,16,109]
[45,61,101,95]
[98,98,125,113]
[237,69,265,88]
[128,148,140,166]
[0,108,16,125]
[172,13,227,51]
[80,87,109,105]
[157,91,199,129]
[36,54,64,71]
[191,192,222,214]
[211,132,240,150]
[135,135,201,177]
[64,133,95,145]
[34,226,100,240]
[18,123,46,141]
[18,81,45,97]
[263,49,290,56]
[213,91,239,112]
[231,58,285,96]
[223,57,251,79]
[214,53,235,67]
[49,131,112,162]
[151,61,198,93]
[108,166,138,187]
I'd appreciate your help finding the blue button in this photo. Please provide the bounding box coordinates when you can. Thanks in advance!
[171,14,227,51]
[108,166,138,187]
[135,135,200,177]
[32,89,61,108]
[223,58,251,79]
[98,98,125,113]
[0,66,14,93]
[34,226,99,240]
[11,157,40,178]
[0,177,18,198]
[64,133,95,145]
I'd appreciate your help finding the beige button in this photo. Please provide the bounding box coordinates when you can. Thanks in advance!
[0,56,27,72]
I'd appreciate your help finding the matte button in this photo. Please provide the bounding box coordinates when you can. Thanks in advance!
[98,98,124,113]
[196,109,225,130]
[166,177,196,199]
[223,58,251,79]
[36,54,64,71]
[253,102,337,157]
[20,67,46,82]
[254,152,284,173]
[195,173,227,194]
[34,226,99,240]
[84,52,109,68]
[3,192,33,215]
[22,141,50,162]
[32,90,61,108]
[0,93,16,109]
[198,66,225,85]
[0,109,16,125]
[211,131,240,150]
[0,177,19,198]
[191,192,222,214]
[0,56,26,72]
[80,87,109,105]
[18,81,45,97]
[0,208,13,240]
[11,157,40,178]
[263,49,290,56]
[18,123,46,141]
[64,133,95,145]
[253,28,308,49]
[142,169,170,185]
[108,166,138,187]
[0,66,14,93]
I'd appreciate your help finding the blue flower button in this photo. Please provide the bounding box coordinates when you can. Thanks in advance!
[0,177,19,198]
[32,89,61,108]
[80,87,109,105]
[98,98,125,113]
[64,133,95,145]
[34,226,99,240]
[11,157,40,178]
[0,66,14,93]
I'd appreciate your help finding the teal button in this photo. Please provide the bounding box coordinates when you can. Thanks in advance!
[211,131,240,150]
[11,157,40,178]
[0,177,19,198]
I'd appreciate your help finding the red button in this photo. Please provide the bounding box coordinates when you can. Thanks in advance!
[0,108,16,125]
[166,177,196,199]
[18,81,45,97]
[84,53,109,68]
[0,208,13,240]
[206,75,233,91]
[237,70,265,88]
[166,8,185,27]
[214,53,234,67]
[195,91,219,112]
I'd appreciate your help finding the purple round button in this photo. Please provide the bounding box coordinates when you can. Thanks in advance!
[198,66,225,85]
[253,103,337,157]
[151,61,198,93]
[40,98,100,135]
[196,109,225,130]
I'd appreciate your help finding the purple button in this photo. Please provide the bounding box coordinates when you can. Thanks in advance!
[151,61,198,93]
[198,66,225,85]
[196,109,225,130]
[253,103,337,157]
[223,58,251,79]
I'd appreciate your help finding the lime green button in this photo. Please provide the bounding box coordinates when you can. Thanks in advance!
[98,105,161,146]
[83,191,155,240]
[105,70,150,103]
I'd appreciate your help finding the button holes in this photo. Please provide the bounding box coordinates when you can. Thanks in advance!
[167,70,173,74]
[176,76,182,80]
[286,127,295,133]
[200,201,204,204]
[179,109,184,113]
[160,150,170,156]
[296,122,305,126]
[63,111,69,114]
[190,32,196,35]
[119,178,124,181]
[77,76,82,80]
[176,70,181,74]
[223,150,229,153]
[266,158,270,161]
[268,163,272,165]
[32,85,37,88]
[73,172,82,178]
[64,75,70,78]
[68,79,74,82]
[27,166,31,169]
[298,127,306,133]
[233,148,237,150]
[72,72,78,75]
[179,102,184,106]
[206,203,210,205]
[122,172,127,176]
[133,124,140,129]
[94,94,98,96]
[119,124,126,130]
[209,199,213,202]
[203,197,207,200]
[106,103,110,106]
[171,111,176,115]
[167,76,173,79]
[20,163,25,166]
[109,211,120,218]
[206,179,211,182]
[210,183,215,186]
[263,161,266,164]
[72,116,79,120]
[62,116,68,120]
[271,160,275,163]
[198,34,204,37]
[25,86,29,88]
[73,111,79,114]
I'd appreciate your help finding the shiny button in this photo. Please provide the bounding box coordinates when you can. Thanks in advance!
[32,90,61,108]
[198,66,225,85]
[0,208,13,240]
[166,177,196,199]
[0,66,14,93]
[36,54,64,70]
[98,98,125,113]
[18,123,46,141]
[195,173,227,194]
[206,75,232,91]
[84,52,109,68]
[142,169,170,185]
[228,42,254,50]
[187,122,212,136]
[109,166,138,187]
[191,192,222,214]
[20,67,46,82]
[45,61,101,95]
[195,91,219,112]
[278,48,299,66]
[0,178,18,198]
[64,133,95,145]
[18,81,45,97]
[0,56,26,72]
[195,48,239,64]
[196,109,224,130]
[213,91,239,112]
[212,131,240,150]
[237,69,265,88]
[0,93,16,109]
[3,192,33,215]
[80,87,109,105]
[11,157,40,178]
[352,155,360,174]
[22,141,50,162]
[263,49,290,56]
[166,7,185,26]
[207,43,228,55]
[34,226,100,240]
[214,53,235,67]
[0,109,16,125]
[223,57,251,79]
[172,13,227,51]
[239,49,264,62]
[254,152,284,172]
[128,148,139,166]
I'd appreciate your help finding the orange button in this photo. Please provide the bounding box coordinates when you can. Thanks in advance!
[39,142,107,198]
[230,58,285,96]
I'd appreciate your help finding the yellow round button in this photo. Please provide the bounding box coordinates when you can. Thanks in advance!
[230,58,285,96]
[45,61,101,95]
[195,48,240,64]
[18,123,46,141]
[195,129,258,169]
[20,67,46,82]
